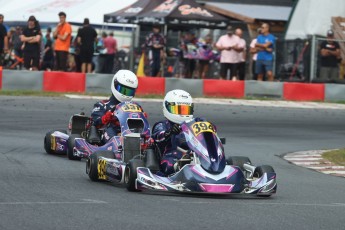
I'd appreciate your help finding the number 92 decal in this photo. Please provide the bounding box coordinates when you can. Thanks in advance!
[192,122,215,136]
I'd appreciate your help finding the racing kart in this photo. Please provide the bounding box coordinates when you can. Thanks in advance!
[123,118,277,197]
[44,101,151,162]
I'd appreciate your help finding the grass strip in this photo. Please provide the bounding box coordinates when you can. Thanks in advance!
[323,149,345,166]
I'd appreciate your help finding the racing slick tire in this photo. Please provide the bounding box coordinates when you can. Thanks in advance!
[253,165,275,197]
[44,130,67,154]
[67,134,82,161]
[87,150,115,182]
[226,156,252,171]
[124,159,145,192]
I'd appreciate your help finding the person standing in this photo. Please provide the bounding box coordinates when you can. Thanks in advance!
[53,12,72,71]
[103,31,117,74]
[250,28,261,80]
[145,25,165,77]
[255,23,275,81]
[319,30,341,81]
[197,35,213,79]
[235,28,246,80]
[0,14,9,66]
[20,16,41,71]
[216,25,241,80]
[77,18,97,73]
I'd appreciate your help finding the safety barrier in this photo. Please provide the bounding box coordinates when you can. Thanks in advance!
[0,70,344,102]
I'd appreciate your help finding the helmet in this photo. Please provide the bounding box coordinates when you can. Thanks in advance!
[163,89,194,124]
[111,70,138,102]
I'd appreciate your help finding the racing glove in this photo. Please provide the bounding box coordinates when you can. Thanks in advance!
[101,111,117,125]
[164,123,180,138]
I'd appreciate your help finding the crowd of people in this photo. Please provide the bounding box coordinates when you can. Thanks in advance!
[0,12,118,74]
[144,23,276,81]
[0,12,343,81]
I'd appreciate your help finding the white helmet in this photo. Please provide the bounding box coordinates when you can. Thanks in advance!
[163,89,194,124]
[111,70,138,102]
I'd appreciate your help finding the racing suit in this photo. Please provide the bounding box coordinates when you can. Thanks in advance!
[91,95,121,143]
[152,120,189,175]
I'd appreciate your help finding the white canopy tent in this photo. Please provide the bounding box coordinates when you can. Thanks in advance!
[0,0,136,26]
[285,0,345,39]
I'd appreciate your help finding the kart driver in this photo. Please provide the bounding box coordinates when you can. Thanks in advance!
[152,89,194,175]
[90,69,138,144]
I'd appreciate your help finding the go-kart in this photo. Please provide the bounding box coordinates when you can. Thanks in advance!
[44,101,151,162]
[124,118,277,197]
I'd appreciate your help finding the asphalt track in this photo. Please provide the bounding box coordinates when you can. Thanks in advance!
[0,96,345,230]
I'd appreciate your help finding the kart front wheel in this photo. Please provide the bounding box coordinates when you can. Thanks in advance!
[124,159,144,192]
[253,165,276,197]
[226,156,252,171]
[67,134,82,161]
[44,130,67,154]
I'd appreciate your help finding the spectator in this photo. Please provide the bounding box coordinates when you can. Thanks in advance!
[20,16,41,71]
[235,28,246,80]
[145,25,165,77]
[77,18,97,73]
[319,29,341,81]
[197,35,213,79]
[249,28,261,80]
[180,30,198,78]
[216,25,241,80]
[0,13,9,66]
[12,27,23,58]
[103,31,117,73]
[53,12,72,71]
[255,23,275,81]
[42,27,53,46]
[97,32,107,73]
[41,33,54,71]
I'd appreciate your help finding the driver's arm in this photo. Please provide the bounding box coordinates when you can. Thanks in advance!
[91,102,106,127]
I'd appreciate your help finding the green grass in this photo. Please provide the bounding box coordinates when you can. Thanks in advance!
[323,149,345,166]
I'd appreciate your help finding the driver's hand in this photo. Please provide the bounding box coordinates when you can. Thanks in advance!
[101,111,116,124]
[164,123,180,138]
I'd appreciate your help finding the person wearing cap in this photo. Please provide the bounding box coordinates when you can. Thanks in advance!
[145,25,166,77]
[255,23,275,81]
[0,14,9,66]
[53,12,72,71]
[216,25,242,80]
[20,15,41,70]
[76,18,97,73]
[319,29,340,81]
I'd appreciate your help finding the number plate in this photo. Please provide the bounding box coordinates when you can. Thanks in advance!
[121,104,142,113]
[192,122,215,136]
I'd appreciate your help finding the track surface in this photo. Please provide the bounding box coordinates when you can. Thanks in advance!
[0,96,345,230]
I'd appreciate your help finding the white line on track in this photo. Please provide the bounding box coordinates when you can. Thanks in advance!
[0,199,106,205]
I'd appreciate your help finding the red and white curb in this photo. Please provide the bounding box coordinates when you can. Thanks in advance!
[284,150,345,177]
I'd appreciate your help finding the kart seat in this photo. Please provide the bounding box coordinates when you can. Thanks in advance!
[87,125,101,145]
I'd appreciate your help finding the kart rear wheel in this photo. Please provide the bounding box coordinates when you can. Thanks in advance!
[87,150,115,182]
[44,130,67,154]
[124,159,145,192]
[67,134,82,161]
[226,156,252,171]
[253,165,275,197]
